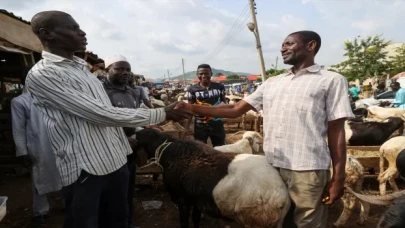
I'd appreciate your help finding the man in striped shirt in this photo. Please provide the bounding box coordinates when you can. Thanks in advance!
[177,31,353,228]
[26,11,190,228]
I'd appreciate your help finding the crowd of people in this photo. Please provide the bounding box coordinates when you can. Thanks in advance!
[11,8,402,228]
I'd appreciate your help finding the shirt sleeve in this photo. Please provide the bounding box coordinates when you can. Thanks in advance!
[11,98,28,157]
[26,68,166,128]
[243,81,266,112]
[326,75,355,121]
[392,89,405,106]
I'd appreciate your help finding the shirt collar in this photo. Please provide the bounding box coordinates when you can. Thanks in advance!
[42,51,88,66]
[285,64,322,76]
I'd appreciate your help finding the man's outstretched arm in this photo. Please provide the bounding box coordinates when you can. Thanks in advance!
[176,100,254,118]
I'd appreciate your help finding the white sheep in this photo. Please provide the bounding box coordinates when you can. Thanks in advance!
[367,106,405,121]
[214,131,261,154]
[334,154,370,227]
[378,136,405,195]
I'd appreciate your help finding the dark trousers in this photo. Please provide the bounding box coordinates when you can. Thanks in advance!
[62,165,129,228]
[194,122,226,147]
[127,156,136,226]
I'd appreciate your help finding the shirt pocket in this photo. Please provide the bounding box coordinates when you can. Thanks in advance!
[297,86,326,113]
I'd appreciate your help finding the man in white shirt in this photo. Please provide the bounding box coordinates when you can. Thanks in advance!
[177,31,353,228]
[27,10,190,228]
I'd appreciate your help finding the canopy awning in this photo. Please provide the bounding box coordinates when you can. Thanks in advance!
[0,45,32,54]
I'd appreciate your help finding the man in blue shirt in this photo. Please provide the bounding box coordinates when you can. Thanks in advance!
[390,82,405,109]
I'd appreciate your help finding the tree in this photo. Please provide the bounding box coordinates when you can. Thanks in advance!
[256,77,262,82]
[390,44,405,76]
[227,74,240,80]
[215,72,224,76]
[266,68,286,77]
[331,35,392,82]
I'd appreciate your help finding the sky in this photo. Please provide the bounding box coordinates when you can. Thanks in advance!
[2,0,405,79]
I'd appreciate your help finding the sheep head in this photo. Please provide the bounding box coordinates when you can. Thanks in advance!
[242,131,262,154]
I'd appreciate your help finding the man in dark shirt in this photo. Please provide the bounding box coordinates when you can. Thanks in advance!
[185,64,227,146]
[102,55,146,228]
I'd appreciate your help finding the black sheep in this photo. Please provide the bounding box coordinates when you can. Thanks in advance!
[134,128,290,228]
[346,117,404,146]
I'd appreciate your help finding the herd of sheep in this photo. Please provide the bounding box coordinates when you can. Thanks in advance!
[137,90,405,227]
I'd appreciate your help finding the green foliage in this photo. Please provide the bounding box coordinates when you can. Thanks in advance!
[215,72,224,76]
[256,77,262,82]
[390,44,405,76]
[226,74,240,80]
[266,68,286,77]
[331,35,392,81]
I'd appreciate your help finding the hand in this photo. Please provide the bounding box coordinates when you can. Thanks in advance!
[322,178,345,205]
[127,135,137,149]
[165,102,192,122]
[146,125,164,131]
[174,101,189,110]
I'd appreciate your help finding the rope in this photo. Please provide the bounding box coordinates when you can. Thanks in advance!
[138,140,172,172]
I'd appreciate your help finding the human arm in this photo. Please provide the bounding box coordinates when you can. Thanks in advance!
[323,75,354,205]
[11,98,28,157]
[324,118,346,205]
[26,69,189,127]
[139,87,153,108]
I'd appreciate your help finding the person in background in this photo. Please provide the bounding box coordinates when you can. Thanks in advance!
[185,64,227,147]
[11,83,62,227]
[390,82,405,109]
[92,63,107,82]
[374,83,386,97]
[103,55,158,228]
[27,11,190,228]
[177,31,353,228]
[349,84,359,101]
[127,73,153,109]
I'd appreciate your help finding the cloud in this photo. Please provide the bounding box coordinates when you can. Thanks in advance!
[4,0,404,78]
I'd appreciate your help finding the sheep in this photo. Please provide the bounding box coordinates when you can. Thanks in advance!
[353,108,368,118]
[345,117,404,146]
[346,150,405,227]
[367,106,405,121]
[333,154,370,227]
[214,131,262,154]
[134,128,291,228]
[346,188,405,228]
[378,136,405,195]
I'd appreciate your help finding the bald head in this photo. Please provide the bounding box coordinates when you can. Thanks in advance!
[30,10,87,54]
[31,11,71,35]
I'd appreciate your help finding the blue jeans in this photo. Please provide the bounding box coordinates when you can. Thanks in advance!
[62,165,129,228]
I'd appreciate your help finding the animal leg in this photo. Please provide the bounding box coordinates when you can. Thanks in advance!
[178,202,191,228]
[388,173,399,192]
[379,179,387,196]
[358,197,370,226]
[192,207,201,228]
[334,193,355,227]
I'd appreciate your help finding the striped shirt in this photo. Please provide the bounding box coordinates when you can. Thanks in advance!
[25,51,166,186]
[244,64,354,171]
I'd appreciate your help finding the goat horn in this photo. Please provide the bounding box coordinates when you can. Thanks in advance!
[346,187,405,206]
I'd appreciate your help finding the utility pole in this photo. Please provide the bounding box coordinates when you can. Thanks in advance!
[167,69,170,82]
[248,0,266,80]
[182,58,186,86]
[275,56,278,71]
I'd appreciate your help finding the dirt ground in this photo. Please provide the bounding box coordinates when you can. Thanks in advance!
[0,172,404,228]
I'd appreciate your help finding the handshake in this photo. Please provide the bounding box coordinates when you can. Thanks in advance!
[163,101,192,122]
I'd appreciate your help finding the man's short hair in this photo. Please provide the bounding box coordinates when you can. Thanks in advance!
[289,31,322,55]
[197,64,212,72]
[31,11,71,35]
[391,82,400,87]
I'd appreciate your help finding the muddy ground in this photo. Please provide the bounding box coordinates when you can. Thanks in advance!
[0,172,403,228]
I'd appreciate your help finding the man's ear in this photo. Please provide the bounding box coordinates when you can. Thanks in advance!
[38,28,54,40]
[307,40,317,52]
